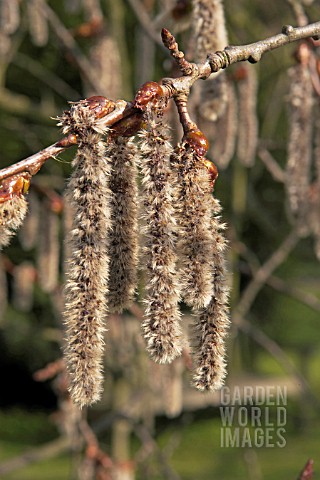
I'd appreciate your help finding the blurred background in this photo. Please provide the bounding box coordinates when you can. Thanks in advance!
[0,0,319,478]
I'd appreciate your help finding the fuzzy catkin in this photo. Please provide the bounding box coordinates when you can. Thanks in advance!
[172,146,214,309]
[192,197,230,390]
[61,104,111,407]
[286,62,314,235]
[192,0,228,60]
[192,0,229,124]
[107,137,139,313]
[208,80,237,169]
[139,111,182,364]
[0,196,28,250]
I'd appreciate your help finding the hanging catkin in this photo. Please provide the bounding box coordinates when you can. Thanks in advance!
[192,197,230,390]
[192,0,229,123]
[0,197,28,250]
[208,80,237,169]
[172,145,214,309]
[139,109,182,364]
[236,65,258,167]
[190,0,234,182]
[0,255,8,322]
[309,110,320,259]
[286,57,314,235]
[19,192,40,251]
[192,0,228,122]
[13,261,35,312]
[27,0,48,47]
[0,0,20,35]
[60,101,111,407]
[107,137,139,313]
[37,205,60,293]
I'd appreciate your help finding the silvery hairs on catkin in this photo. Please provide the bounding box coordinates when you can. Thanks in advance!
[192,196,230,391]
[139,108,182,364]
[107,136,139,313]
[171,143,230,390]
[172,145,215,310]
[0,197,28,250]
[59,101,111,407]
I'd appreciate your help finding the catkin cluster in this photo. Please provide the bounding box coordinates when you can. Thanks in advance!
[58,101,230,401]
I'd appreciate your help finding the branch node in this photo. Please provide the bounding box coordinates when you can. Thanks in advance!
[207,50,229,72]
[282,24,294,36]
[248,51,262,64]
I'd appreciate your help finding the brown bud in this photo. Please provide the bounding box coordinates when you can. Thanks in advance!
[111,111,144,137]
[86,95,116,119]
[201,158,219,189]
[133,81,164,110]
[56,133,77,148]
[171,0,192,20]
[184,129,209,157]
[0,173,31,204]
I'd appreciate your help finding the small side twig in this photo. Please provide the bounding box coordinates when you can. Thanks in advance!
[161,28,195,75]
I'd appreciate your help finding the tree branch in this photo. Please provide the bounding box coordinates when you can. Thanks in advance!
[1,21,320,182]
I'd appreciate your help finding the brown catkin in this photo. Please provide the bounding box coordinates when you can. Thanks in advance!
[19,192,40,251]
[27,0,48,47]
[13,261,35,312]
[0,0,20,35]
[139,110,182,364]
[192,0,229,124]
[172,145,214,309]
[0,196,28,250]
[37,206,60,293]
[60,102,111,407]
[309,110,320,259]
[0,255,8,322]
[107,137,139,313]
[236,65,258,167]
[192,0,228,60]
[192,197,230,390]
[208,80,237,169]
[85,32,122,100]
[286,62,314,234]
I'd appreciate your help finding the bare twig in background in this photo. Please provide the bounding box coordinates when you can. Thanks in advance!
[234,229,300,318]
[258,148,286,183]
